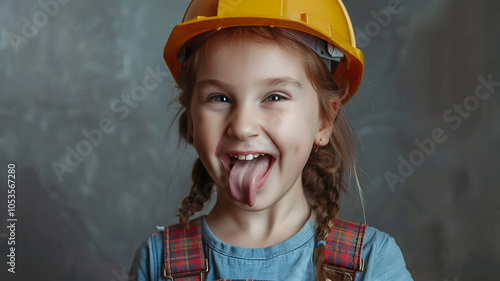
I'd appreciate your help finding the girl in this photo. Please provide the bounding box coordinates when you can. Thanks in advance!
[130,0,413,280]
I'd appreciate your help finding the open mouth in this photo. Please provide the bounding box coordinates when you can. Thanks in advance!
[228,153,267,167]
[221,152,275,207]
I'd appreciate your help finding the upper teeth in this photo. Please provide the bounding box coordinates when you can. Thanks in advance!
[230,154,264,160]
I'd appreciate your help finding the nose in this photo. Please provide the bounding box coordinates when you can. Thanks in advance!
[226,105,260,141]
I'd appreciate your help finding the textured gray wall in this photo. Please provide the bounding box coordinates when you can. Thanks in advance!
[0,0,498,280]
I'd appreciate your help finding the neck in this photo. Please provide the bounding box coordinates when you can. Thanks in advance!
[206,182,311,248]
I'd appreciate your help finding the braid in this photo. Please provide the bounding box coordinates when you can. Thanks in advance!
[304,141,347,281]
[177,158,214,229]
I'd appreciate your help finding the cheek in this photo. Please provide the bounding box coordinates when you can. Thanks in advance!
[267,108,293,132]
[267,107,306,137]
[268,106,319,139]
[191,110,225,162]
[191,112,211,151]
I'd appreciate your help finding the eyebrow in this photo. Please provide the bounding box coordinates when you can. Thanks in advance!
[262,77,303,89]
[195,79,231,91]
[195,77,303,91]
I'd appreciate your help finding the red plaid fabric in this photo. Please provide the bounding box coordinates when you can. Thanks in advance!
[323,218,366,273]
[163,217,365,281]
[163,218,207,281]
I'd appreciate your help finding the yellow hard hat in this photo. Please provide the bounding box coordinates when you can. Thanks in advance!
[164,0,364,103]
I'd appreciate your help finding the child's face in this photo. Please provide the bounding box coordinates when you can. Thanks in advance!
[188,36,335,210]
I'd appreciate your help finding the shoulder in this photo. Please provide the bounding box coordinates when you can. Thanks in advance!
[358,226,413,281]
[128,227,165,281]
[362,226,392,252]
[362,226,405,261]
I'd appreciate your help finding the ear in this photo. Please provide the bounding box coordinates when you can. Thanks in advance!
[315,96,341,147]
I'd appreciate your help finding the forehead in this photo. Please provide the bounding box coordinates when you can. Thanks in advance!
[196,35,309,85]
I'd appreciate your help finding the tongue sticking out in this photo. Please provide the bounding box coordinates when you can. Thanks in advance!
[228,155,272,207]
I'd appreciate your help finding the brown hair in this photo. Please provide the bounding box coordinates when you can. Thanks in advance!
[175,27,359,281]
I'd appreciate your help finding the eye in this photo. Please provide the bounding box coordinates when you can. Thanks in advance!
[264,93,287,102]
[209,94,231,103]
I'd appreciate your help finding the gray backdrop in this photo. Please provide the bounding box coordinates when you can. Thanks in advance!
[1,0,499,280]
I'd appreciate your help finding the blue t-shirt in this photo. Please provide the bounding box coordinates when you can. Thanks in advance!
[129,216,413,281]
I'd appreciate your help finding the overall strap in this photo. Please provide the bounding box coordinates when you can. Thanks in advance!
[323,218,366,281]
[163,218,208,281]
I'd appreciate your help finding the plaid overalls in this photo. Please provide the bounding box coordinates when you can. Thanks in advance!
[162,218,366,281]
